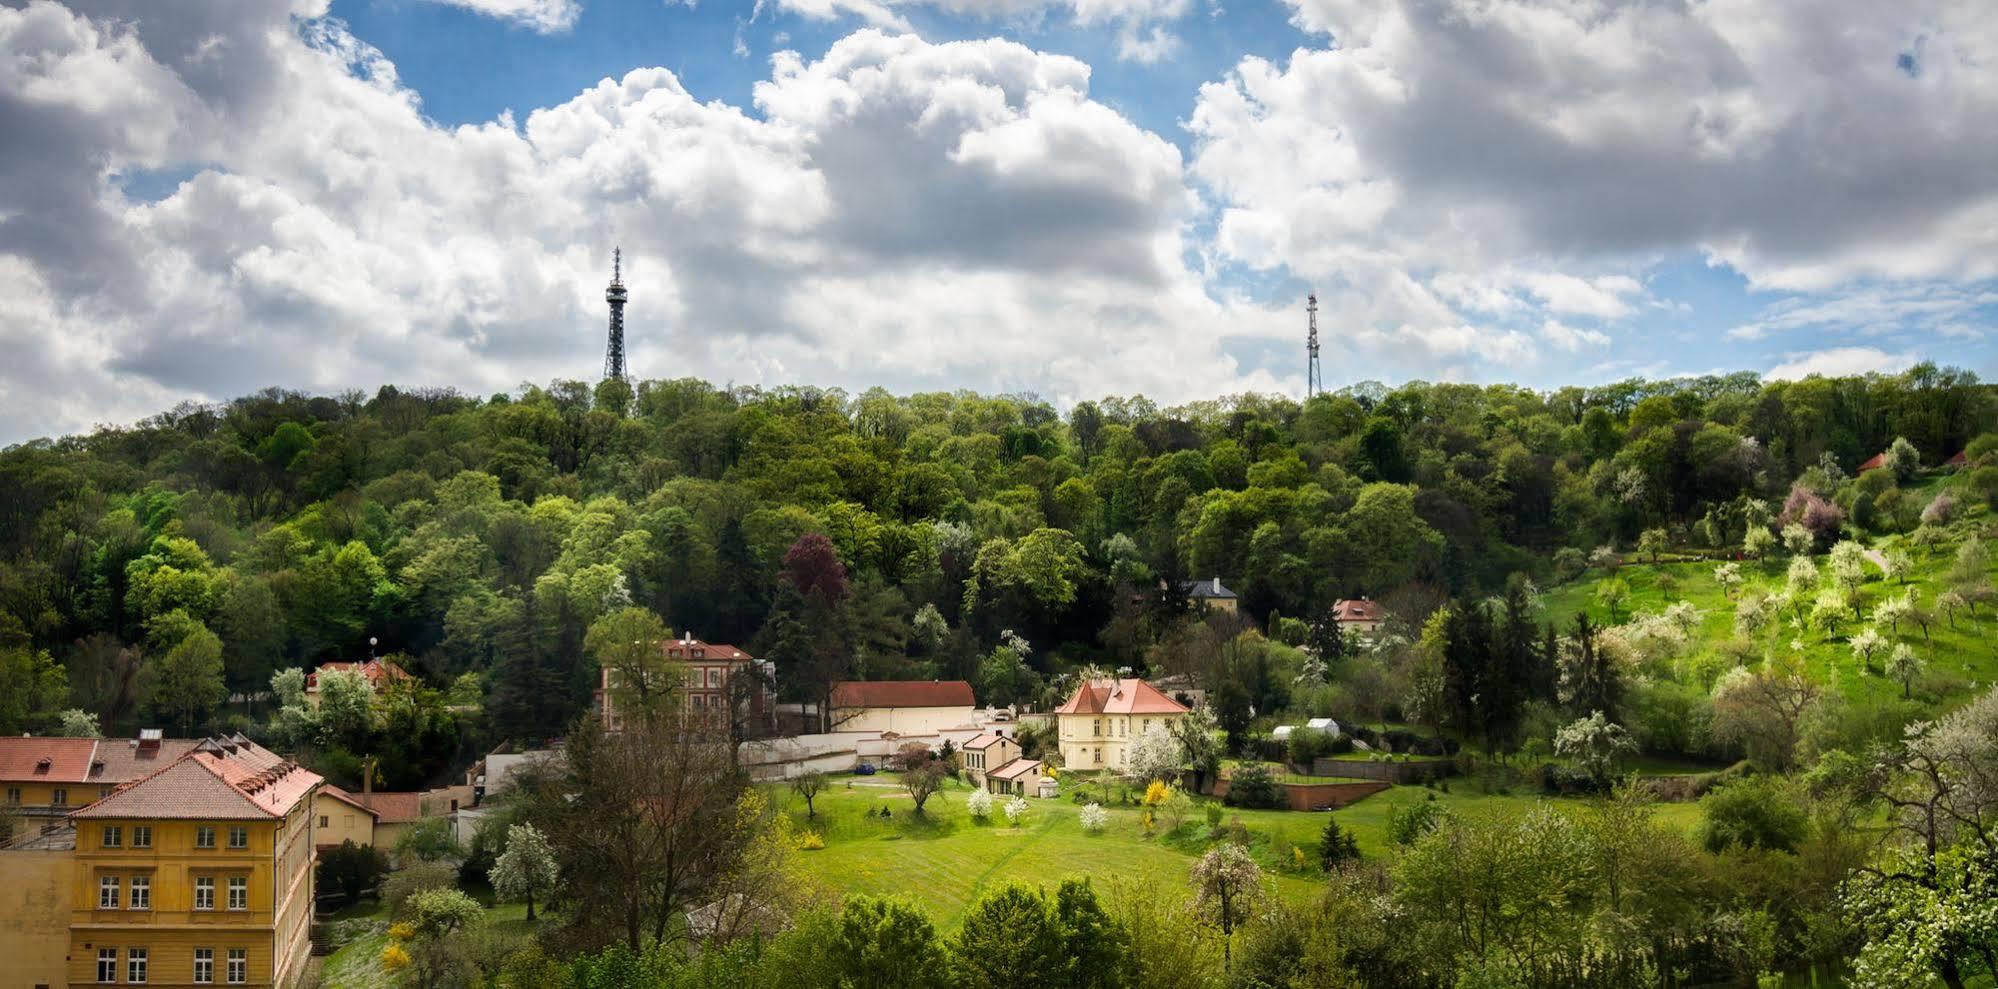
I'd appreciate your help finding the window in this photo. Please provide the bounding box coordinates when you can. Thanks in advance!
[227,876,247,911]
[227,826,248,849]
[194,877,215,910]
[195,826,216,849]
[128,947,147,984]
[132,825,151,848]
[4,787,16,804]
[51,788,67,807]
[226,949,246,984]
[193,948,214,984]
[343,814,355,828]
[98,948,117,983]
[103,825,122,847]
[318,815,329,828]
[130,875,151,909]
[1093,747,1103,765]
[99,875,120,909]
[707,668,721,688]
[1092,718,1102,737]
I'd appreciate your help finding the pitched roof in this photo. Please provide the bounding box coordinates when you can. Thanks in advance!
[964,732,1013,751]
[307,657,412,691]
[318,786,380,818]
[71,737,320,820]
[1054,678,1189,717]
[1332,598,1385,623]
[830,680,976,709]
[988,757,1044,781]
[0,737,99,783]
[1946,450,1968,467]
[90,737,201,783]
[1857,452,1887,472]
[1180,577,1237,599]
[352,791,423,823]
[663,637,755,663]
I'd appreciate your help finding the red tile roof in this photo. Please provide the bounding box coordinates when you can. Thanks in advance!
[352,791,423,824]
[71,737,321,820]
[964,733,1013,751]
[1857,452,1887,472]
[830,680,976,709]
[1332,598,1385,623]
[663,638,755,663]
[988,757,1044,781]
[307,657,412,691]
[1946,450,1968,467]
[90,737,201,783]
[0,737,98,783]
[1054,678,1189,716]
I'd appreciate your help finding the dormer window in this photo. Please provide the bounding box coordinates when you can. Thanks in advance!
[34,757,51,774]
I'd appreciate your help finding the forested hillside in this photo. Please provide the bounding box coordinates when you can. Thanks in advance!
[2,366,1994,750]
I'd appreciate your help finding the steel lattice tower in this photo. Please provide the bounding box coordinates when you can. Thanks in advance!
[1306,292,1322,398]
[604,247,628,381]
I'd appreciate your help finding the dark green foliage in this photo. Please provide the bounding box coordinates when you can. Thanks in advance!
[834,897,953,989]
[952,880,1125,989]
[1223,763,1286,809]
[315,839,389,905]
[1318,815,1361,871]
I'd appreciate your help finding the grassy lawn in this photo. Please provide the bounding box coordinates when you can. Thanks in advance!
[1542,514,1998,713]
[776,771,1705,928]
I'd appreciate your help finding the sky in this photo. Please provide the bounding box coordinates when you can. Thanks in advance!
[2,0,1996,443]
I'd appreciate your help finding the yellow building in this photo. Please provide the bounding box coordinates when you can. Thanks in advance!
[1054,678,1189,771]
[0,732,198,821]
[311,787,380,854]
[0,734,323,989]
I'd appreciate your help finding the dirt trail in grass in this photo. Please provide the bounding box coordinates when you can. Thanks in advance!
[954,814,1062,925]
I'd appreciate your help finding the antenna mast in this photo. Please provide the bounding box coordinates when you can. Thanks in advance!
[1306,292,1322,399]
[604,247,628,381]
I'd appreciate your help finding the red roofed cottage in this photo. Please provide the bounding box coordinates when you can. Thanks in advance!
[1055,678,1187,770]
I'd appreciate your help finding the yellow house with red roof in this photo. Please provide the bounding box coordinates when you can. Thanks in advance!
[1054,678,1189,771]
[0,734,322,988]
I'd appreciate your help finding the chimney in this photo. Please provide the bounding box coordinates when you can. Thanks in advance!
[363,761,374,795]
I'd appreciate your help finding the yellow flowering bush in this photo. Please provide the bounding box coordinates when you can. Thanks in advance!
[380,943,411,971]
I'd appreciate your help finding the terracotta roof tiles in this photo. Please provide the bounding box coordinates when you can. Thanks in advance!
[70,737,320,820]
[830,680,976,709]
[0,737,98,783]
[1054,678,1188,716]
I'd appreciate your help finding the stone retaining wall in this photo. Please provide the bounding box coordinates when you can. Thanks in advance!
[1209,777,1391,811]
[1310,757,1455,783]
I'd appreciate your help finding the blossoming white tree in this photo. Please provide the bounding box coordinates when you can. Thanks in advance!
[1002,796,1029,825]
[1079,803,1108,833]
[1126,724,1184,783]
[490,823,559,922]
[967,788,993,821]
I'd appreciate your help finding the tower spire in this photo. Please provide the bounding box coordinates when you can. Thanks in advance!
[604,247,628,381]
[1306,292,1322,399]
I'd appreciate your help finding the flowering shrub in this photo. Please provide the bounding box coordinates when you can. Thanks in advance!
[798,830,825,850]
[386,922,415,942]
[1080,803,1108,833]
[380,943,410,971]
[967,788,994,821]
[1003,796,1029,824]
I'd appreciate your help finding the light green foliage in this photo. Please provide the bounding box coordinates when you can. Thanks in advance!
[152,622,226,733]
[490,823,559,920]
[56,708,101,737]
[315,667,376,744]
[0,647,68,734]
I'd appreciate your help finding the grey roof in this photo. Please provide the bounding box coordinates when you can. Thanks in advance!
[1181,578,1237,599]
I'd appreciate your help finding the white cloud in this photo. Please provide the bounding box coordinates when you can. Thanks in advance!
[419,0,582,33]
[764,0,1192,61]
[0,8,1287,441]
[1766,346,1916,380]
[1183,0,1998,380]
[1540,320,1610,352]
[1727,284,1998,340]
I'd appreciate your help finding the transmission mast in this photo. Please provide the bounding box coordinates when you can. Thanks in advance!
[604,247,628,381]
[1306,292,1322,398]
